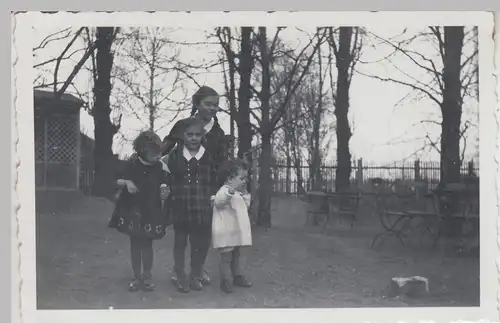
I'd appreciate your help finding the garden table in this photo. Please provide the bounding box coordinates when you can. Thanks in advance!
[423,184,479,248]
[304,190,362,231]
[370,192,438,249]
[304,190,330,226]
[322,191,363,231]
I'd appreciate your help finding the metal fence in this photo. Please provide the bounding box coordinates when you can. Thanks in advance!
[79,155,479,197]
[263,159,479,195]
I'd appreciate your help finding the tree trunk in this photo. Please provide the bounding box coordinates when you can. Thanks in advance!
[148,39,156,131]
[291,99,305,194]
[222,27,237,158]
[228,50,237,158]
[92,27,118,198]
[334,27,353,192]
[237,27,254,159]
[285,144,291,194]
[312,37,324,190]
[258,134,272,227]
[237,27,254,194]
[439,26,465,237]
[440,26,464,187]
[257,27,272,228]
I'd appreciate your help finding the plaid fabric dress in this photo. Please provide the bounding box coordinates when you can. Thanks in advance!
[167,145,218,228]
[108,158,170,239]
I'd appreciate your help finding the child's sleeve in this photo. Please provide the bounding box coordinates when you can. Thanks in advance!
[115,158,135,181]
[213,185,234,208]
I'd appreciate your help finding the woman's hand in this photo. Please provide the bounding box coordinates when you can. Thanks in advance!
[160,184,170,200]
[125,180,139,194]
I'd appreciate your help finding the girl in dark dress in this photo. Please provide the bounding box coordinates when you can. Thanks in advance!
[165,117,218,293]
[108,130,171,292]
[162,85,230,287]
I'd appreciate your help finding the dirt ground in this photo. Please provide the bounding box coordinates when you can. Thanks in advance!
[36,193,479,309]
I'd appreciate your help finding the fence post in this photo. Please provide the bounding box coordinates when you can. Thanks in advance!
[414,159,421,181]
[468,160,474,176]
[356,159,363,188]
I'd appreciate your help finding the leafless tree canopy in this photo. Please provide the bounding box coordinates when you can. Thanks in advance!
[33,25,479,211]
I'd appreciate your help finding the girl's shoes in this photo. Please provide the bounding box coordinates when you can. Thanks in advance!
[142,278,156,292]
[128,278,142,292]
[233,275,252,288]
[201,270,211,286]
[190,277,204,291]
[220,279,234,294]
[172,274,190,293]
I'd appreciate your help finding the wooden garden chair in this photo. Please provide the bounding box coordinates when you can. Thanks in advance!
[322,189,363,232]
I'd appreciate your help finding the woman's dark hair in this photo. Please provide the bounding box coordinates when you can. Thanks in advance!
[217,158,249,187]
[133,130,162,156]
[190,85,219,116]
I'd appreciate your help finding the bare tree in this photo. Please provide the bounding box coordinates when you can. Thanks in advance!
[33,27,97,106]
[359,26,478,187]
[252,27,324,227]
[216,27,238,143]
[274,43,335,194]
[310,28,329,190]
[326,27,363,192]
[92,27,121,198]
[113,27,186,134]
[216,27,256,158]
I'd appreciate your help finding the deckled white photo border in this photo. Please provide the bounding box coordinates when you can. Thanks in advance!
[11,11,499,323]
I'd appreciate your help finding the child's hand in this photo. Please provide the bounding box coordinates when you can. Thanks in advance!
[126,181,139,194]
[227,186,236,195]
[160,184,170,200]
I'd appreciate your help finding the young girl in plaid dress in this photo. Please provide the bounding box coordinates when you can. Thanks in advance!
[212,159,253,293]
[108,131,170,292]
[165,117,218,293]
[162,85,230,287]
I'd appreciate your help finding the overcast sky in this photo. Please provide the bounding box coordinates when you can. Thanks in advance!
[32,24,479,165]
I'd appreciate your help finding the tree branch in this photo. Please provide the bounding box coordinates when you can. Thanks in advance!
[270,32,323,131]
[368,30,444,93]
[355,68,442,107]
[56,40,98,97]
[33,27,72,52]
[53,27,85,95]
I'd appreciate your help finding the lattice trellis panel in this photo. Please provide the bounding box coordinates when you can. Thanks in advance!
[34,117,45,162]
[47,116,78,163]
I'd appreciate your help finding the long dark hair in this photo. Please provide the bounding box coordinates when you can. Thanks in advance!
[190,85,219,116]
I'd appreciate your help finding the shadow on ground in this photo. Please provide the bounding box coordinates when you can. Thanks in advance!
[36,192,479,309]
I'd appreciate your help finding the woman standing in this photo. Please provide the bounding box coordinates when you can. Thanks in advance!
[162,85,230,287]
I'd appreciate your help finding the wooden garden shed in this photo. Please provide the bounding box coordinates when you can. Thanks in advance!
[34,90,84,191]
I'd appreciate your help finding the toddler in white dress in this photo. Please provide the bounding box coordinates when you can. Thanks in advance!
[212,159,253,293]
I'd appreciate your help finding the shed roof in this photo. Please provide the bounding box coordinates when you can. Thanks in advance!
[34,89,84,114]
[34,89,84,104]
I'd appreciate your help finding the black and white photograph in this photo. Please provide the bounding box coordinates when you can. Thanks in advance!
[12,11,498,323]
